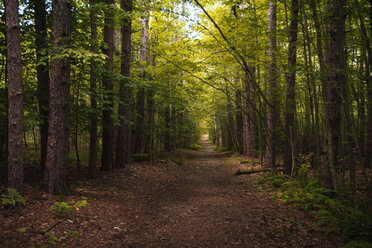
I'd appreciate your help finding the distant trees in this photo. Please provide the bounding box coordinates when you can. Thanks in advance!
[1,0,204,193]
[3,0,370,198]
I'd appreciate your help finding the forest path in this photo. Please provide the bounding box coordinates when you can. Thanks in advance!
[105,136,336,247]
[0,137,338,247]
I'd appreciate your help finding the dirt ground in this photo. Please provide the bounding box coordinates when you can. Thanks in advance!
[0,138,340,247]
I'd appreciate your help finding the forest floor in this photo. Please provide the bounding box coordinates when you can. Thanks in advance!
[0,138,340,248]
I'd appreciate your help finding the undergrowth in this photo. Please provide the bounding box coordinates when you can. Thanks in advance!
[256,164,372,247]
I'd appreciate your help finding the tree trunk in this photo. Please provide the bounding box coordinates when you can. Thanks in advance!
[266,0,279,173]
[164,104,171,151]
[235,89,243,153]
[284,0,299,175]
[6,0,23,192]
[88,0,97,179]
[101,0,115,171]
[310,0,324,179]
[357,0,372,169]
[33,0,49,172]
[322,0,347,191]
[134,7,149,154]
[116,0,133,168]
[44,0,71,194]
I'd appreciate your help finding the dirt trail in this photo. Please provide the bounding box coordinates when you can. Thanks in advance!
[0,137,338,247]
[113,137,336,247]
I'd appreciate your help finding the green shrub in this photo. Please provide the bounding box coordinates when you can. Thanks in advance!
[50,199,88,216]
[256,172,372,244]
[189,144,202,150]
[1,188,26,209]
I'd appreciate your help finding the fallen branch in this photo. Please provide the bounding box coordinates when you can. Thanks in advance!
[235,168,283,176]
[40,220,64,235]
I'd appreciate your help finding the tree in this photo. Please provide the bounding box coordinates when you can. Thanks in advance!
[134,3,150,154]
[6,0,23,192]
[284,0,299,175]
[321,0,347,190]
[43,0,71,194]
[101,0,115,171]
[116,0,133,168]
[32,0,50,171]
[88,0,98,179]
[266,0,279,173]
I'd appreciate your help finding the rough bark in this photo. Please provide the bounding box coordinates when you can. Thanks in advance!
[44,0,71,194]
[116,0,133,168]
[284,0,299,175]
[266,0,279,173]
[88,0,97,179]
[321,0,347,191]
[33,0,49,172]
[101,0,115,171]
[6,0,23,192]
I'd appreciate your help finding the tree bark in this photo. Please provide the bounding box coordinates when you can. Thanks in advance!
[88,0,97,179]
[321,0,347,191]
[44,0,71,194]
[116,0,133,168]
[32,0,49,172]
[101,0,115,171]
[134,6,149,154]
[284,0,299,175]
[6,0,23,192]
[266,0,279,173]
[310,0,324,178]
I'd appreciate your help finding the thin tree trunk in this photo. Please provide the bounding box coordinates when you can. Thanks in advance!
[310,0,325,179]
[33,0,49,172]
[266,0,278,173]
[88,0,98,179]
[101,0,115,171]
[284,0,299,175]
[116,0,133,168]
[74,84,80,172]
[44,0,71,194]
[6,0,23,192]
[235,88,243,153]
[164,104,171,151]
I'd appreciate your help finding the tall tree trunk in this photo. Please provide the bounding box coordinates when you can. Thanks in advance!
[310,0,324,178]
[101,0,115,171]
[134,7,149,154]
[284,0,299,175]
[322,0,347,191]
[88,0,97,179]
[44,0,71,194]
[6,0,23,192]
[32,0,49,172]
[266,0,279,173]
[116,0,133,168]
